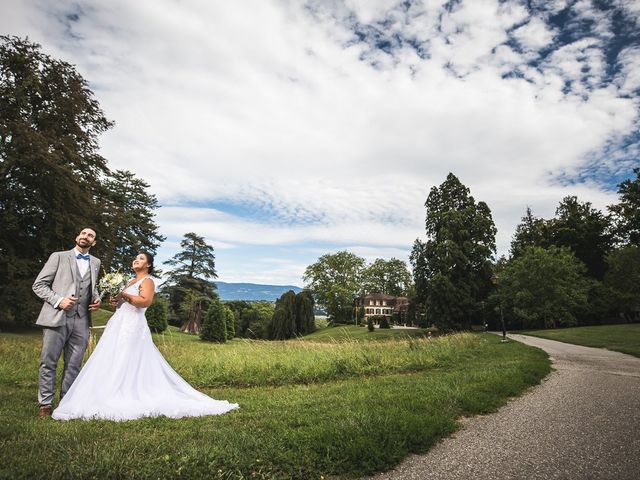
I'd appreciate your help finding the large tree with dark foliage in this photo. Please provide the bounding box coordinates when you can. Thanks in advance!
[410,173,496,330]
[609,167,640,247]
[511,197,613,280]
[268,290,315,340]
[493,246,591,330]
[0,36,113,323]
[0,36,165,324]
[268,290,297,340]
[163,232,217,333]
[547,196,613,280]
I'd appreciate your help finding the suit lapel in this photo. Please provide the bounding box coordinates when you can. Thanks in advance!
[68,249,79,289]
[89,254,97,293]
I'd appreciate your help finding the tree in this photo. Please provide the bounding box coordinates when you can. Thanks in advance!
[609,167,640,246]
[232,301,274,339]
[0,36,112,323]
[146,295,169,333]
[97,170,165,272]
[163,232,217,332]
[179,289,213,334]
[295,290,316,335]
[362,258,413,296]
[510,207,548,258]
[303,251,365,323]
[268,290,297,340]
[224,306,236,340]
[411,173,497,330]
[546,196,613,280]
[494,246,590,329]
[200,299,227,342]
[604,245,640,322]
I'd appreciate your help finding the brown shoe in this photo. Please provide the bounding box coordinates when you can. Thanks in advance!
[38,405,53,418]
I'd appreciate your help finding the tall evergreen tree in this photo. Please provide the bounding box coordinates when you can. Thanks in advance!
[163,232,217,333]
[410,173,496,330]
[97,170,165,272]
[0,36,113,323]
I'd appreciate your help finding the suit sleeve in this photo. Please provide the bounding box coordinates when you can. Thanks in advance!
[32,252,62,307]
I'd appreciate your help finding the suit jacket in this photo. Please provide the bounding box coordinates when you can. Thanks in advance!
[32,249,101,327]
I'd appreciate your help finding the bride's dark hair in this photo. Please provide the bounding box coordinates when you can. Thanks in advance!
[139,251,154,275]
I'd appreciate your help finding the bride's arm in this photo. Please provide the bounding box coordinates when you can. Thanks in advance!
[120,278,155,308]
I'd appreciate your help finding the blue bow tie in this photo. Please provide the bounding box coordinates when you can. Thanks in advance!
[76,253,90,261]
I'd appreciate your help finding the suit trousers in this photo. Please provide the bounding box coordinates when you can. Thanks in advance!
[38,312,90,406]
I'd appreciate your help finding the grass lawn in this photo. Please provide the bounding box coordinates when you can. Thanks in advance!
[301,324,432,342]
[524,323,640,357]
[0,324,550,479]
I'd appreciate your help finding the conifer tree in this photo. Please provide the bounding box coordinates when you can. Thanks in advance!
[411,173,496,330]
[201,299,227,342]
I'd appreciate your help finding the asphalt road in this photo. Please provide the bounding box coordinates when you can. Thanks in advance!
[368,334,640,480]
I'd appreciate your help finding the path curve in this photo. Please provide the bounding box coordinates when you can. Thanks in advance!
[368,334,640,480]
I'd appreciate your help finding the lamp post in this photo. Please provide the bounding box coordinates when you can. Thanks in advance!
[491,274,507,342]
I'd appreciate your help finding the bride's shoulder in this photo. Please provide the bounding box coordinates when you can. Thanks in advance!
[140,276,156,291]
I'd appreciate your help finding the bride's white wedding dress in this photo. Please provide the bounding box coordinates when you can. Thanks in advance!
[52,277,239,421]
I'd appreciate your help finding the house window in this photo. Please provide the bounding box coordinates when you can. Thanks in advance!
[376,308,381,314]
[382,301,387,306]
[369,300,374,306]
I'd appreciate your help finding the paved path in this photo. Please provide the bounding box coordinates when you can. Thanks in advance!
[369,334,640,480]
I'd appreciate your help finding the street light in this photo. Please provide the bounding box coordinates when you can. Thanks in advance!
[491,274,508,342]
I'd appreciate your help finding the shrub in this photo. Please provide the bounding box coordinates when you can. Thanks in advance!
[379,316,391,329]
[224,306,235,340]
[146,296,169,333]
[201,300,227,342]
[367,317,375,332]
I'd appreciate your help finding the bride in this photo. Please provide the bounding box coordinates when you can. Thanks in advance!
[52,252,238,421]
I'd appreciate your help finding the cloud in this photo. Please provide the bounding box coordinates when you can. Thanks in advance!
[2,0,638,285]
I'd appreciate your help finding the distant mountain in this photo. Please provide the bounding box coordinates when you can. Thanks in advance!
[215,281,303,301]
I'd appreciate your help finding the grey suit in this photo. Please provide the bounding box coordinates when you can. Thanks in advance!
[33,249,101,406]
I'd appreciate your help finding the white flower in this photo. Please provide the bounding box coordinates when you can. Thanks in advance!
[98,270,130,298]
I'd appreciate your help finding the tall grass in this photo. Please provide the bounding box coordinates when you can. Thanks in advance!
[0,330,550,479]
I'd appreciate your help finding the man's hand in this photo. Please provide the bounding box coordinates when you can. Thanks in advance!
[58,296,77,311]
[89,298,102,311]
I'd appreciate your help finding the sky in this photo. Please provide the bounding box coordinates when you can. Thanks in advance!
[3,0,640,286]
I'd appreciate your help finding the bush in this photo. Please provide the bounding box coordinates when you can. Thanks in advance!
[201,300,227,342]
[146,296,169,333]
[367,317,374,332]
[379,316,391,329]
[224,306,235,340]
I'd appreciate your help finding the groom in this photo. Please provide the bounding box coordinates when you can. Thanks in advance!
[32,227,102,418]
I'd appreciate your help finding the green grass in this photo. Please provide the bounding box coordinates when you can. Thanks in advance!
[0,328,550,479]
[91,308,113,327]
[302,324,432,342]
[524,323,640,357]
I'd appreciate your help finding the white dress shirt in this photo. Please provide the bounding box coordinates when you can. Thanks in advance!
[74,248,90,278]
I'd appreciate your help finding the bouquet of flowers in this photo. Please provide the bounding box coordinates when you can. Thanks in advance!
[98,270,130,300]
